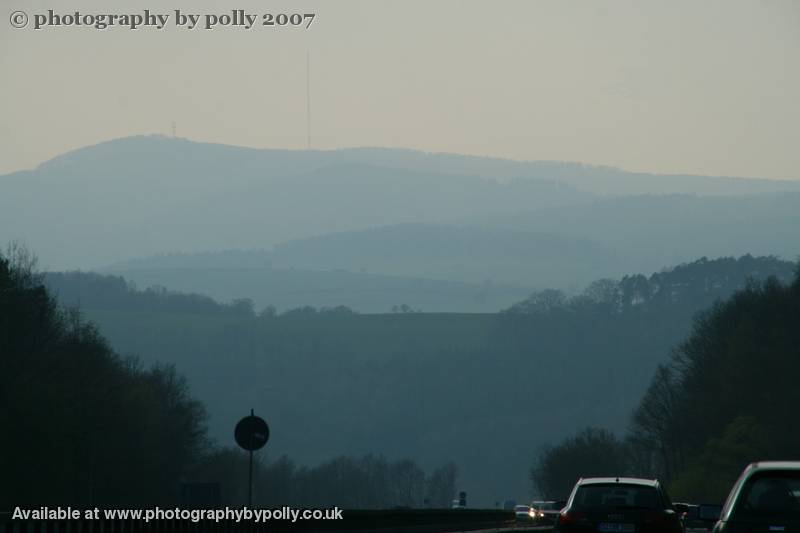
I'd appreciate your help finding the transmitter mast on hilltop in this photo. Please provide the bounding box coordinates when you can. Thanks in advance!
[306,50,312,150]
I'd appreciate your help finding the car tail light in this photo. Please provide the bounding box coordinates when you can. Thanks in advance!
[559,510,586,525]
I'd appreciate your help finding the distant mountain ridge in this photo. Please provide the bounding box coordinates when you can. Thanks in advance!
[472,192,800,275]
[0,136,592,270]
[3,135,799,279]
[103,190,800,298]
[105,223,621,291]
[26,136,800,194]
[333,146,800,195]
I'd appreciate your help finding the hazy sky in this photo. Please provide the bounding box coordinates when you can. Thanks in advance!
[2,0,798,179]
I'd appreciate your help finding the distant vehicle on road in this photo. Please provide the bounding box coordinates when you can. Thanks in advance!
[516,504,534,521]
[674,503,704,530]
[675,502,720,531]
[556,477,686,533]
[531,500,566,524]
[712,461,800,533]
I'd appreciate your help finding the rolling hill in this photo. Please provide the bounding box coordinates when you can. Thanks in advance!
[4,135,799,274]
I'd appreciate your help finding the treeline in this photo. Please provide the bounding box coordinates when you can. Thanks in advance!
[531,428,629,500]
[1,246,459,508]
[195,451,457,509]
[0,245,208,507]
[49,254,792,320]
[45,271,256,316]
[531,265,800,502]
[45,271,365,318]
[506,254,793,316]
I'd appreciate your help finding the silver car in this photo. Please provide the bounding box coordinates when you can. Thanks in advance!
[712,461,800,533]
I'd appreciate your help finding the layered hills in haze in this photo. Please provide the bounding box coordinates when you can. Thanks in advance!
[8,135,800,502]
[2,136,799,313]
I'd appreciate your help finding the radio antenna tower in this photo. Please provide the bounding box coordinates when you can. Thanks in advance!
[306,51,311,150]
[171,121,177,138]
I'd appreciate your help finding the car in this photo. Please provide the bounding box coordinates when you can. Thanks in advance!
[677,502,715,531]
[675,502,720,531]
[675,503,699,530]
[556,477,687,533]
[711,461,800,533]
[532,500,567,525]
[516,504,534,521]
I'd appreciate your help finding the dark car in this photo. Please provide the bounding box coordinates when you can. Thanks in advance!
[712,461,800,533]
[677,502,722,531]
[556,477,686,533]
[532,500,567,525]
[675,503,699,528]
[675,503,706,531]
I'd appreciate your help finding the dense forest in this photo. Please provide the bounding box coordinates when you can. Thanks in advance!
[0,245,207,506]
[41,254,796,503]
[531,266,800,503]
[0,246,456,509]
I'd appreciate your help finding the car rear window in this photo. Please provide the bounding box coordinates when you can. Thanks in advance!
[734,471,800,519]
[573,484,661,509]
[535,501,557,510]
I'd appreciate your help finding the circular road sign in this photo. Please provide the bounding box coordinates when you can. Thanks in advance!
[234,414,270,451]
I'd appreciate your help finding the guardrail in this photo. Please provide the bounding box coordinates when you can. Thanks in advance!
[2,509,516,533]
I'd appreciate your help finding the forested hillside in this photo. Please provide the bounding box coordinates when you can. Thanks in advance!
[43,255,796,503]
[530,265,800,503]
[1,246,459,509]
[631,269,800,501]
[0,246,208,507]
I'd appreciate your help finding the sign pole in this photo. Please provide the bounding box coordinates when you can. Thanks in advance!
[234,408,269,510]
[248,408,254,508]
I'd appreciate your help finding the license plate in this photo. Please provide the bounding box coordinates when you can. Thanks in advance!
[598,523,635,533]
